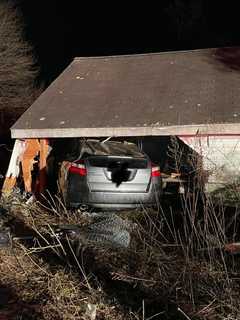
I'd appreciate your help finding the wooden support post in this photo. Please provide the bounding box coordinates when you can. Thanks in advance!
[2,139,26,196]
[2,138,49,198]
[39,139,48,193]
[2,176,17,195]
[21,139,40,193]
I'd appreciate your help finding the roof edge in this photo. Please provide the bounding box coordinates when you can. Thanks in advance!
[11,123,240,139]
[73,48,216,62]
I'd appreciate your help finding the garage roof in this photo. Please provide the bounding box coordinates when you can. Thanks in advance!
[11,47,240,138]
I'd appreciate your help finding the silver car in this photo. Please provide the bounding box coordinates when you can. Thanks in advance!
[50,139,162,209]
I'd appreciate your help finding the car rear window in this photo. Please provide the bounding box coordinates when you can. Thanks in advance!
[88,156,148,169]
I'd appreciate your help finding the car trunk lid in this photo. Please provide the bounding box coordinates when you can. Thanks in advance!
[86,156,151,192]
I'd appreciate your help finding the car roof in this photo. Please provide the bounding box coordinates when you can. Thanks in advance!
[80,139,145,158]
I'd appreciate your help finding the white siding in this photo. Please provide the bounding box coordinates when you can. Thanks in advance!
[179,136,240,192]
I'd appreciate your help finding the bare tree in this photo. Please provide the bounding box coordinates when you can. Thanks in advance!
[0,0,38,114]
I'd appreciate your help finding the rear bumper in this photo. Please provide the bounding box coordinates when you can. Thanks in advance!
[83,203,152,209]
[67,175,162,209]
[70,197,160,209]
[88,191,160,208]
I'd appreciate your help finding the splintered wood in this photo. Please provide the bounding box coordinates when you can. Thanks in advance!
[2,138,48,196]
[21,139,40,193]
[2,139,26,195]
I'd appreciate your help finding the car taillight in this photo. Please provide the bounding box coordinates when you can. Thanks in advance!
[69,161,87,176]
[151,164,161,177]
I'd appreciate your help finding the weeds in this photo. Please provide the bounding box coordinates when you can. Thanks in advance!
[1,154,240,319]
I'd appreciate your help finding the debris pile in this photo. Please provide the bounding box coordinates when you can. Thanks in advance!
[55,213,132,249]
[0,196,133,250]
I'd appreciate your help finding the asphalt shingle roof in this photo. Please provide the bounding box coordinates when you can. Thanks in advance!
[12,47,240,138]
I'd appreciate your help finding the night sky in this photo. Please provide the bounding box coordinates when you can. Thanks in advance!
[17,1,240,85]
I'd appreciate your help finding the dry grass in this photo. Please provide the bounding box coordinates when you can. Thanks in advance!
[0,243,127,320]
[0,195,129,319]
[1,184,240,319]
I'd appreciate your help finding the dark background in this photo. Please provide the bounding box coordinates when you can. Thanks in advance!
[17,1,240,85]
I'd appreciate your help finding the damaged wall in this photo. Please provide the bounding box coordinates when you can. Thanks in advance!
[179,135,240,193]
